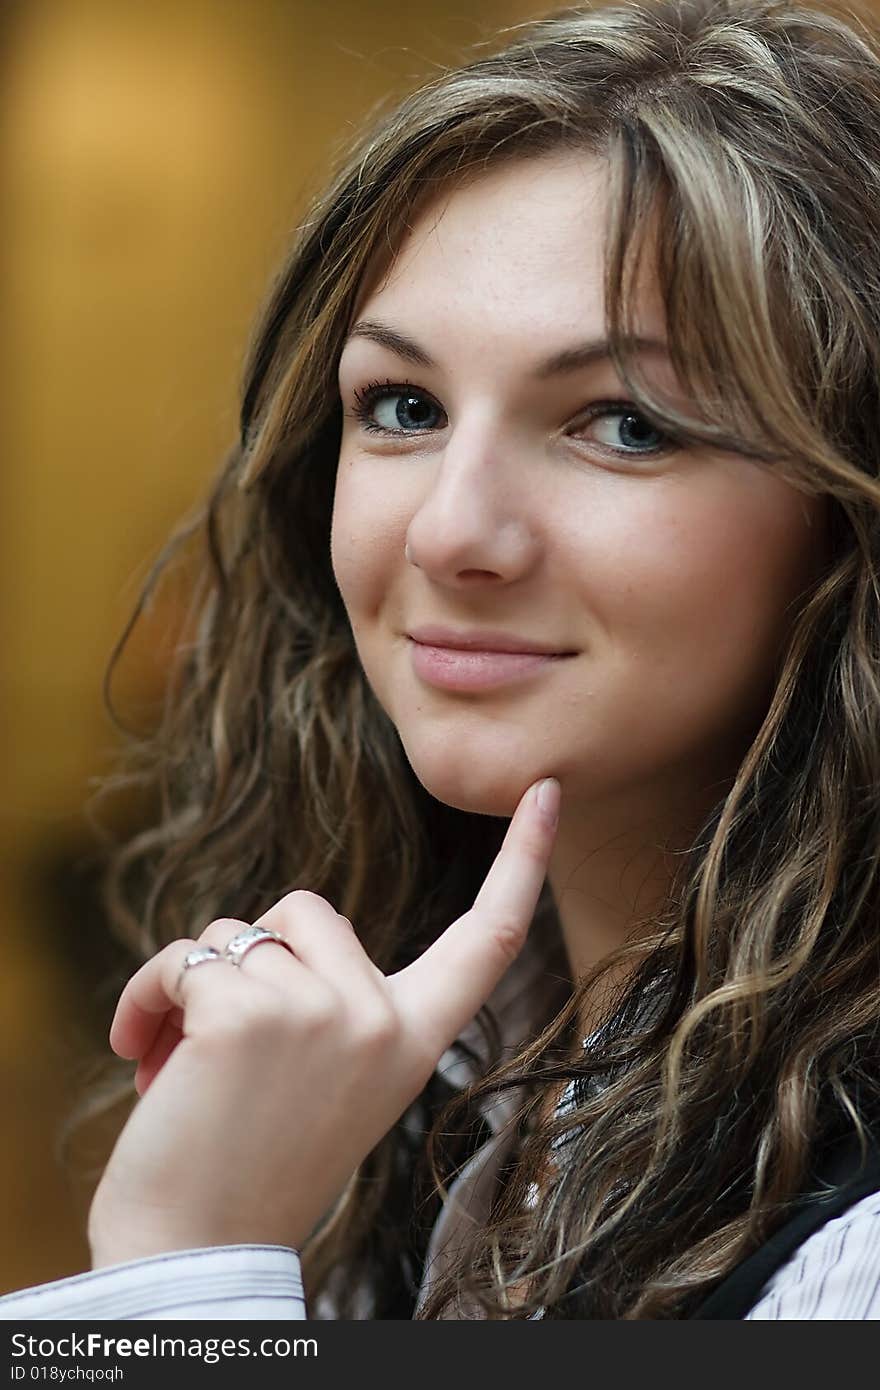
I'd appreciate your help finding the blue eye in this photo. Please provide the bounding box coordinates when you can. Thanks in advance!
[572,405,671,457]
[350,380,446,434]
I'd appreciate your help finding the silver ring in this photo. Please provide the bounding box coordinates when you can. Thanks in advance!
[175,945,226,1000]
[222,925,297,967]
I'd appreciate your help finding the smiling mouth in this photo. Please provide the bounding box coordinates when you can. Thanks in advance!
[407,637,575,692]
[406,624,574,656]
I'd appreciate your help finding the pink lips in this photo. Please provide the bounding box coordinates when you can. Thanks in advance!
[407,638,571,692]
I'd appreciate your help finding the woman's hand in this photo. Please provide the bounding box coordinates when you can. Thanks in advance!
[87,777,561,1268]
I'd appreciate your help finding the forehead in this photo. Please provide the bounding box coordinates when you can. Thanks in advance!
[349,151,667,343]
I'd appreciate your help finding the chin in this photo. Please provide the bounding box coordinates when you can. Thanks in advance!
[404,753,529,820]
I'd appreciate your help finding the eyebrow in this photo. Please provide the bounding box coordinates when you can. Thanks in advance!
[343,318,672,377]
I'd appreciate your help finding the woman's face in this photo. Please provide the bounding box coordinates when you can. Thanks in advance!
[331,151,829,822]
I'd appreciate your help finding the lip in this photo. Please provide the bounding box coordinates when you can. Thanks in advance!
[407,636,574,692]
[407,624,574,656]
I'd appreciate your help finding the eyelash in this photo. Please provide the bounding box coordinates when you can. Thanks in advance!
[348,377,678,459]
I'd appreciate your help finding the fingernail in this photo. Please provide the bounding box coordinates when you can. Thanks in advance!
[536,778,560,828]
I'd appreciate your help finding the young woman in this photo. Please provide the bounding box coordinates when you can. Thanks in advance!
[4,0,880,1321]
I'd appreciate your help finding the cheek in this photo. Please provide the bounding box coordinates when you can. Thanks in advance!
[606,463,819,622]
[330,463,397,617]
[599,483,823,735]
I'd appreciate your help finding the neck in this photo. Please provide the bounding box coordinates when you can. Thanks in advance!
[545,772,731,1038]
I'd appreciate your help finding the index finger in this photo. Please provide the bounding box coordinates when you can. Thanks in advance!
[388,777,560,1059]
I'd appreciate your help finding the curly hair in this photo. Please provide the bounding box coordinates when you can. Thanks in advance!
[88,0,880,1318]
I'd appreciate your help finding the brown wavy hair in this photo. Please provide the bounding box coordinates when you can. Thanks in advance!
[90,0,880,1318]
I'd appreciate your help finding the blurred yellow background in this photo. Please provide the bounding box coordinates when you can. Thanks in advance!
[0,0,546,1296]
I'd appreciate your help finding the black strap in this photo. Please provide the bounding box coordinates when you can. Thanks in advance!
[690,1126,880,1319]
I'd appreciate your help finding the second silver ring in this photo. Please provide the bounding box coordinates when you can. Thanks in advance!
[222,924,297,967]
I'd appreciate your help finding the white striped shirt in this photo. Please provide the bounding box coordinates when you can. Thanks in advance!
[744,1189,880,1319]
[0,1245,305,1320]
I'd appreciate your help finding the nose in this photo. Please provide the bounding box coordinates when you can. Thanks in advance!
[403,420,542,586]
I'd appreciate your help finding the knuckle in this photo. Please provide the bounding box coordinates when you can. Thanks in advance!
[524,830,549,862]
[492,917,525,967]
[198,917,248,947]
[277,889,325,914]
[354,1003,399,1053]
[169,936,200,962]
[292,986,339,1036]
